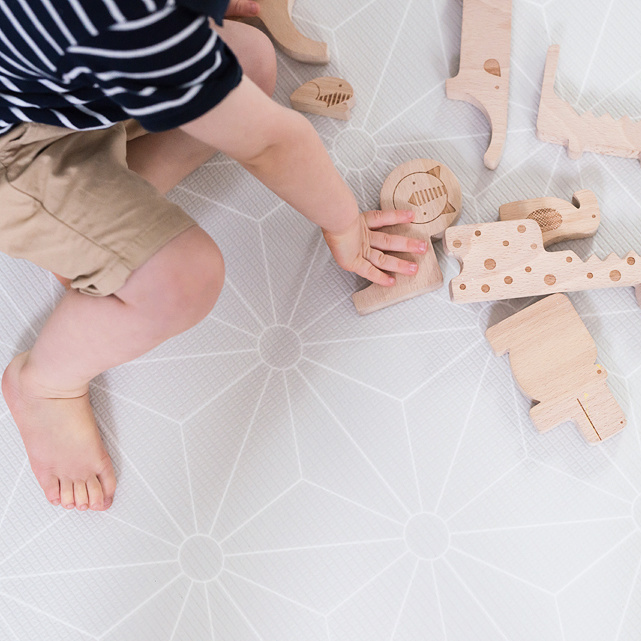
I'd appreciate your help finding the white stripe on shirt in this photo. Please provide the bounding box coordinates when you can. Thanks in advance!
[40,0,77,46]
[100,0,126,24]
[122,82,202,116]
[0,0,56,71]
[66,0,98,37]
[68,15,206,58]
[16,0,64,55]
[111,5,174,31]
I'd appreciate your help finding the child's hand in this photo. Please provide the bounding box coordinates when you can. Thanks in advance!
[225,0,260,18]
[322,210,428,287]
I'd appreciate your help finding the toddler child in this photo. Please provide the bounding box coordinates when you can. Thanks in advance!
[0,0,425,511]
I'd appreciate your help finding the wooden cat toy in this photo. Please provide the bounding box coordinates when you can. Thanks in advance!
[352,159,462,315]
[537,45,641,162]
[290,77,355,120]
[444,219,641,306]
[499,189,600,247]
[447,0,512,170]
[487,294,626,443]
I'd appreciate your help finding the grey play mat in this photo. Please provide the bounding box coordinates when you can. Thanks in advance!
[1,1,640,639]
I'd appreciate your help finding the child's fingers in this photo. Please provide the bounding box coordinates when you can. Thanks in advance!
[364,248,418,278]
[352,256,396,287]
[225,0,259,17]
[369,230,427,255]
[362,209,414,230]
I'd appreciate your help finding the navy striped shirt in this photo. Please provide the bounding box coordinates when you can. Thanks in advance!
[0,0,242,134]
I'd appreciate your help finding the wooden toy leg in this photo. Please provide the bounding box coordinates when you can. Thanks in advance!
[531,380,627,444]
[257,0,329,64]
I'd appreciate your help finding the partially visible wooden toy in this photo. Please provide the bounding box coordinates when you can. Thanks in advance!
[444,219,641,305]
[352,159,462,315]
[290,78,355,120]
[446,0,512,170]
[499,189,600,247]
[487,294,626,443]
[251,0,329,64]
[537,45,641,161]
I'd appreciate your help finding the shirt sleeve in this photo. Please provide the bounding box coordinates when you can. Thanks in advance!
[60,5,242,132]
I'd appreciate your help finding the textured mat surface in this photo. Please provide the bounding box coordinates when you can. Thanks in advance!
[2,1,641,639]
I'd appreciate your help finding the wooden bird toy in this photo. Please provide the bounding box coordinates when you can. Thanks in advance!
[486,294,626,443]
[444,219,641,305]
[447,0,512,170]
[250,0,329,64]
[499,189,600,247]
[290,77,355,120]
[537,45,641,161]
[352,159,462,315]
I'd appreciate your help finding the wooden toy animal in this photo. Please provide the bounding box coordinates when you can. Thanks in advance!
[444,219,641,305]
[352,159,462,315]
[290,77,355,120]
[247,0,329,64]
[447,0,512,170]
[487,294,626,443]
[537,45,641,162]
[498,189,600,247]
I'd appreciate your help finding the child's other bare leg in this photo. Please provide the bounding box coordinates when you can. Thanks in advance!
[2,227,224,510]
[126,20,277,193]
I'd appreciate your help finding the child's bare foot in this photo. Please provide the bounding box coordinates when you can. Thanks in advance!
[1,353,116,511]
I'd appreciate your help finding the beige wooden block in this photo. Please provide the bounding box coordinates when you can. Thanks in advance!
[537,45,641,161]
[444,219,641,305]
[499,189,600,247]
[290,77,355,120]
[446,0,512,170]
[250,0,329,64]
[486,294,626,443]
[352,159,462,315]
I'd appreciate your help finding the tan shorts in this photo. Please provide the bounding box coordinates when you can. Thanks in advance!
[0,120,196,296]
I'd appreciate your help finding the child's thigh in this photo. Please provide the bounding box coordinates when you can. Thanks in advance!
[0,122,196,297]
[214,20,277,94]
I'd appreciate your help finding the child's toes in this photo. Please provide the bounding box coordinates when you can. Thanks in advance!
[60,478,75,509]
[74,481,89,511]
[42,475,61,506]
[86,476,104,511]
[98,466,117,510]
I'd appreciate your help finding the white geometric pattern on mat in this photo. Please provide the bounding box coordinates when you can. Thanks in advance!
[1,1,641,640]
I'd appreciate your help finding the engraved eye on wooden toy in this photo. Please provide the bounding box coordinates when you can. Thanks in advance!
[486,294,626,444]
[447,0,512,170]
[537,45,641,162]
[498,189,601,247]
[352,159,462,315]
[444,219,641,306]
[290,78,355,121]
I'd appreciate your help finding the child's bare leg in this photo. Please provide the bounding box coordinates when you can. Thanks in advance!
[3,227,224,510]
[4,22,273,511]
[126,20,277,193]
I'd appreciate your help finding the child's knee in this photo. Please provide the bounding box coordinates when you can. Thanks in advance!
[169,229,225,317]
[120,226,225,323]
